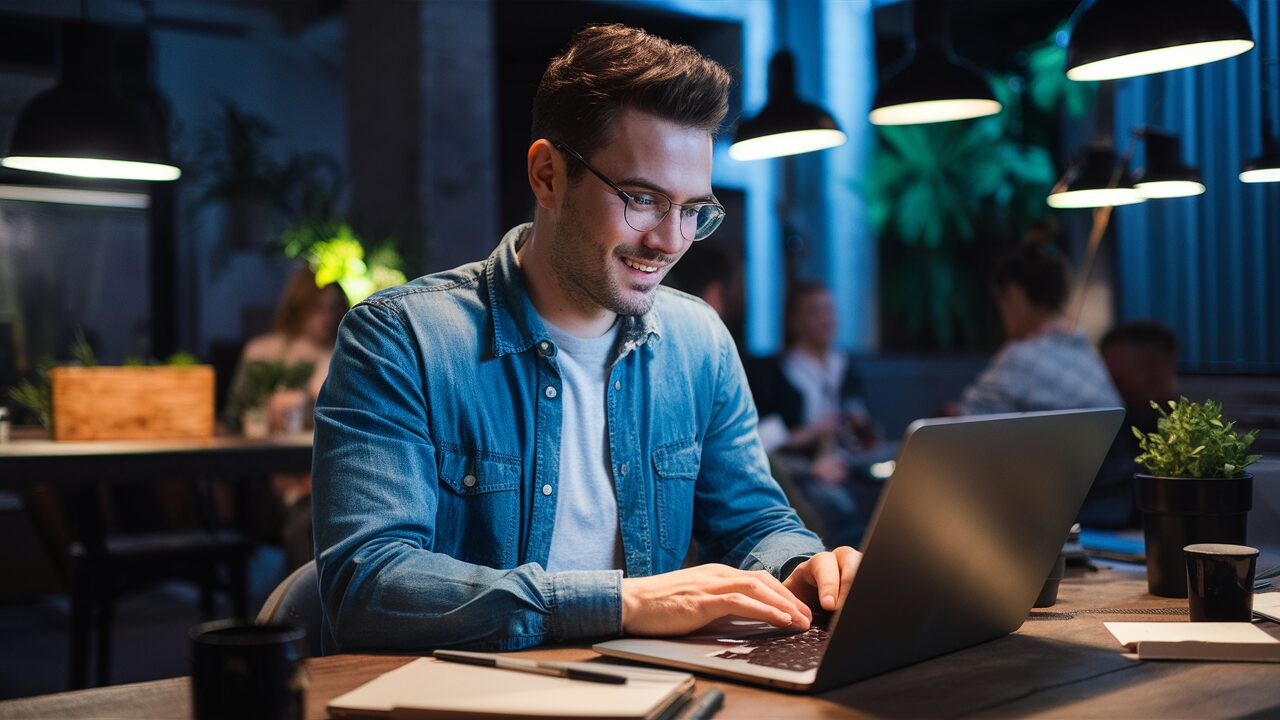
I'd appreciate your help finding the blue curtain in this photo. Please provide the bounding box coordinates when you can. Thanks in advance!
[1112,0,1280,371]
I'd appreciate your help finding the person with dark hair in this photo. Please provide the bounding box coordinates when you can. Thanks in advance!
[953,244,1120,415]
[312,25,856,654]
[1079,321,1181,528]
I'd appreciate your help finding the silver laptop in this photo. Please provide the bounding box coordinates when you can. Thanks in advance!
[595,408,1124,692]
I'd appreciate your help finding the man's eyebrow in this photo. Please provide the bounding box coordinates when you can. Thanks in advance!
[615,176,717,204]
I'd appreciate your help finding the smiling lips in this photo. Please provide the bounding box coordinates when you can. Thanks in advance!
[622,257,663,274]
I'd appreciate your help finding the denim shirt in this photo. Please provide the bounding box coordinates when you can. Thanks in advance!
[312,224,824,653]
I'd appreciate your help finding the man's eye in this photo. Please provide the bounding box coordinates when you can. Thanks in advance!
[680,206,700,219]
[630,194,658,208]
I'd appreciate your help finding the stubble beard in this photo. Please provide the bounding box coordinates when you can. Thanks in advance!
[550,198,658,318]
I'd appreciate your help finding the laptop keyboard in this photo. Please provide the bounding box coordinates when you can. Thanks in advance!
[710,621,832,672]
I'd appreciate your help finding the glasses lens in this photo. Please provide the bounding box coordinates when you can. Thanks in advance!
[623,192,670,233]
[692,205,725,241]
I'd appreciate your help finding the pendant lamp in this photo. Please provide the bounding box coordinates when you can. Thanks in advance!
[2,22,180,182]
[1239,123,1280,183]
[728,51,846,161]
[1133,129,1204,198]
[1047,145,1146,208]
[1066,0,1254,82]
[869,0,1001,126]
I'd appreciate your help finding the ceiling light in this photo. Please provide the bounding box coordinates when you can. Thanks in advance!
[729,51,846,161]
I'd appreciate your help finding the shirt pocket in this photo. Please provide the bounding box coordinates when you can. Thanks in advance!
[652,438,701,553]
[435,445,522,568]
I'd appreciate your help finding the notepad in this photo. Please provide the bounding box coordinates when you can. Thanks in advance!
[1254,592,1280,623]
[1105,622,1280,662]
[327,657,695,719]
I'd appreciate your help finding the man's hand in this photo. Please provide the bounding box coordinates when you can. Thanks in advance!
[621,564,813,636]
[782,547,862,612]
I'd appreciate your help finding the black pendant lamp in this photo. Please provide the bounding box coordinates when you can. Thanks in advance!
[2,22,180,182]
[1133,129,1204,198]
[1066,0,1254,81]
[728,51,846,161]
[869,0,1001,126]
[1047,144,1145,208]
[1240,123,1280,184]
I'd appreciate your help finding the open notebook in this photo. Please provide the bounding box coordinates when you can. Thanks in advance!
[327,657,695,720]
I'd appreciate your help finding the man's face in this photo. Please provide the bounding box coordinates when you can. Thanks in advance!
[995,282,1034,340]
[550,109,713,317]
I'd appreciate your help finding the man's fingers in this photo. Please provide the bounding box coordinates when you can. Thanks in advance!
[809,552,842,611]
[748,570,813,622]
[719,574,811,627]
[713,593,796,629]
[833,546,862,606]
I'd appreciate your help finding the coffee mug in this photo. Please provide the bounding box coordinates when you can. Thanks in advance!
[1184,543,1258,622]
[190,620,308,720]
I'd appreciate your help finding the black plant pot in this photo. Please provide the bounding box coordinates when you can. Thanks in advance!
[1134,473,1252,598]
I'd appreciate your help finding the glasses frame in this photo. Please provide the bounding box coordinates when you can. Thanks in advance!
[550,140,726,242]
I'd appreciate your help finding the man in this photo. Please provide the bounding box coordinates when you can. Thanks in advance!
[312,24,859,653]
[952,243,1121,416]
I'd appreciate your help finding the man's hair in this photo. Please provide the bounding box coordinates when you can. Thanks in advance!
[1100,321,1179,359]
[992,244,1072,312]
[532,24,731,176]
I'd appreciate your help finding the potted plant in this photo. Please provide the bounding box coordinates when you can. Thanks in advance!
[226,360,314,438]
[1133,397,1262,597]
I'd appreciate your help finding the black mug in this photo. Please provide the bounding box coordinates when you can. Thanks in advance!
[1183,543,1258,622]
[190,620,308,720]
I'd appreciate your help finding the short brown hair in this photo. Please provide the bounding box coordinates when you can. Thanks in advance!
[532,24,731,175]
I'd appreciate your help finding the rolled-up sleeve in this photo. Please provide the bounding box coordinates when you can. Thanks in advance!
[312,301,622,652]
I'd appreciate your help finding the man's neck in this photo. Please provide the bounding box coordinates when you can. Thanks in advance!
[1015,312,1065,341]
[517,221,619,338]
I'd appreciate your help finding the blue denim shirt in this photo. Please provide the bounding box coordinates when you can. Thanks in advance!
[312,224,824,653]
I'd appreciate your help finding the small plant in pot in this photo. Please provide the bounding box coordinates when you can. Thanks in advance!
[1133,397,1261,597]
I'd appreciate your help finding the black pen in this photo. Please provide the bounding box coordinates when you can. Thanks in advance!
[432,649,628,684]
[680,688,724,720]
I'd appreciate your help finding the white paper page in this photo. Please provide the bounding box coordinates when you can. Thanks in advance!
[1104,622,1280,649]
[1254,592,1280,623]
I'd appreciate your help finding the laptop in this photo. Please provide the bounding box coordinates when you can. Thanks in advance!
[595,408,1124,693]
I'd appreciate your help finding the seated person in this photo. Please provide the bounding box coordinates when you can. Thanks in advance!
[312,25,859,653]
[1081,321,1179,528]
[952,244,1121,416]
[225,265,348,571]
[748,282,877,548]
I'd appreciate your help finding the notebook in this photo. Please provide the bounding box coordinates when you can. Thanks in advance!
[327,657,695,719]
[1105,622,1280,662]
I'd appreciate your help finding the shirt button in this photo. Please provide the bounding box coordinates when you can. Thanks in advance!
[619,463,629,476]
[614,380,621,391]
[545,386,557,399]
[542,484,553,496]
[462,474,477,488]
[538,341,552,356]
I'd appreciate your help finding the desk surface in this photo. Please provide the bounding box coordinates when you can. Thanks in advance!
[2,562,1277,719]
[0,433,313,488]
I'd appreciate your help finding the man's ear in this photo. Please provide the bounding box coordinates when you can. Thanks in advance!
[528,139,561,210]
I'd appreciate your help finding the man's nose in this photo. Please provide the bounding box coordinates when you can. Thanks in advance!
[640,210,687,256]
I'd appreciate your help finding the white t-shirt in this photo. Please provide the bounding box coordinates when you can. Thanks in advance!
[543,319,624,572]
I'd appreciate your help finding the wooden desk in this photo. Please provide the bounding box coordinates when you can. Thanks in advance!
[2,561,1276,718]
[0,433,313,490]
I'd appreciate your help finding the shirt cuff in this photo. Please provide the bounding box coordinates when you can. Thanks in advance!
[548,569,624,641]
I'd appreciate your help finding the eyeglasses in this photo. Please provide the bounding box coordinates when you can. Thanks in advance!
[551,140,726,242]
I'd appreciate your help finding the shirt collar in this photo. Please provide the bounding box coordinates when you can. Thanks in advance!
[485,223,662,359]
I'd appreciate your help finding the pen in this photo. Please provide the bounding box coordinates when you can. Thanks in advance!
[680,688,724,720]
[432,649,628,685]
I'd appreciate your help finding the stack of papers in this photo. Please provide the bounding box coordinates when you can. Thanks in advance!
[1105,622,1280,662]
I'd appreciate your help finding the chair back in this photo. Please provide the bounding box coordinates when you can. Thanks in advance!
[256,559,325,657]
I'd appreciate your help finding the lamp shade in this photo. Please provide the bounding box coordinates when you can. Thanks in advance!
[729,51,846,161]
[1240,125,1280,183]
[2,23,180,181]
[870,46,1001,126]
[1047,145,1146,208]
[1066,0,1254,81]
[1134,129,1204,198]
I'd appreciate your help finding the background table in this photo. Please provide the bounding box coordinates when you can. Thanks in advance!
[1,561,1277,718]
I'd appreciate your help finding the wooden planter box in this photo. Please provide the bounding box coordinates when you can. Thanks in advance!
[50,366,215,441]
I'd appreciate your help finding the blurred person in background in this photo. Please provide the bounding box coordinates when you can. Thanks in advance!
[1079,321,1180,528]
[225,265,348,571]
[951,242,1120,417]
[748,281,878,548]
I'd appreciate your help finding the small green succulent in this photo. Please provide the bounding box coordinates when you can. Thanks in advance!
[1133,397,1262,479]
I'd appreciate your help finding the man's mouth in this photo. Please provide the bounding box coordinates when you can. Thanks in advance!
[622,257,662,274]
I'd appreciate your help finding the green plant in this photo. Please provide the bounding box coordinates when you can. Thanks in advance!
[281,221,407,306]
[1134,397,1262,478]
[226,360,315,429]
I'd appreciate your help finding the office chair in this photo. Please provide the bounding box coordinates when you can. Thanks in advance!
[256,559,325,657]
